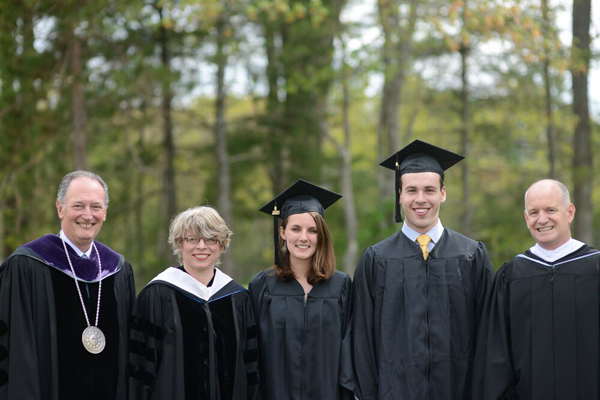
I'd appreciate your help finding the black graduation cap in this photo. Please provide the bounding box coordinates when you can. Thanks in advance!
[380,139,464,223]
[259,179,342,265]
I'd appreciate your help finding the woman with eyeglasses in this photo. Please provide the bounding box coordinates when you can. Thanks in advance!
[249,180,355,400]
[128,206,258,400]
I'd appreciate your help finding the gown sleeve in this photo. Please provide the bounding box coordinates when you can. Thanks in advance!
[241,291,260,399]
[473,242,495,329]
[128,285,169,400]
[248,271,265,321]
[247,271,267,399]
[472,264,516,400]
[352,247,379,400]
[0,256,51,400]
[338,273,356,399]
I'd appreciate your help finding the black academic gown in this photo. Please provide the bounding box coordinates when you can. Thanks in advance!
[248,269,354,400]
[353,228,494,400]
[0,234,135,400]
[472,245,600,400]
[128,267,259,400]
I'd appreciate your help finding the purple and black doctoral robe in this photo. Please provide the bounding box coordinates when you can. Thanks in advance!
[0,234,135,400]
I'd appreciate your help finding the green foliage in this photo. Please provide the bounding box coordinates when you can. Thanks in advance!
[0,0,598,284]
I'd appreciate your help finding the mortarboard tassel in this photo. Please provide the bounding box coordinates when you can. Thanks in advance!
[395,154,402,223]
[272,205,281,265]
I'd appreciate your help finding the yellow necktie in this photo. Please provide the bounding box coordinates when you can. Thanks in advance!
[416,234,431,260]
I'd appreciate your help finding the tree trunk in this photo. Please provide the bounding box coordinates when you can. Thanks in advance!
[157,2,177,264]
[571,0,593,245]
[376,93,389,231]
[543,58,557,179]
[0,175,6,259]
[279,0,344,185]
[214,12,235,276]
[135,120,145,272]
[71,36,87,170]
[376,0,396,231]
[0,201,5,260]
[340,50,358,274]
[542,0,557,179]
[376,0,419,230]
[264,22,286,195]
[459,4,472,237]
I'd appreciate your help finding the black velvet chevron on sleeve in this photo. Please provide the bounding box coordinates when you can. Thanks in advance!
[243,303,259,392]
[127,286,168,399]
[128,315,164,387]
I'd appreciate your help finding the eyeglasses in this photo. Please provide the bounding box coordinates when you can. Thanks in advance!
[182,237,219,246]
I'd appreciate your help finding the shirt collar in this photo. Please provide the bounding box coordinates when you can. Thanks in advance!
[401,219,444,245]
[59,230,93,258]
[529,238,585,262]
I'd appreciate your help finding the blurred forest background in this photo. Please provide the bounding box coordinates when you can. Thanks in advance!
[0,0,598,289]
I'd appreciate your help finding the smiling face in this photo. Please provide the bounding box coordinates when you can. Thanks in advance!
[56,177,107,252]
[179,233,223,274]
[399,172,446,233]
[280,213,318,265]
[524,181,575,250]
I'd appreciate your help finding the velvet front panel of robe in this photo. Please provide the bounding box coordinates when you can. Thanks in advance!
[51,268,119,400]
[176,290,239,399]
[128,280,259,400]
[472,246,600,400]
[353,228,494,400]
[249,270,354,400]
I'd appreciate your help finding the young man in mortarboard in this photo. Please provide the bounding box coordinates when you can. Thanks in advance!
[352,140,494,400]
[472,179,600,400]
[0,171,135,400]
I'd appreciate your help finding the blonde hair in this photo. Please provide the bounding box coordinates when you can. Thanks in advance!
[168,206,233,264]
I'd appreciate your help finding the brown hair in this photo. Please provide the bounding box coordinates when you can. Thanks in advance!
[399,174,444,192]
[273,212,336,285]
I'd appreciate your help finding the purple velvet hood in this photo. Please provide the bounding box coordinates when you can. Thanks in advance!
[20,234,123,282]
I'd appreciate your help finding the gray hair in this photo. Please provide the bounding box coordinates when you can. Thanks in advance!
[524,179,571,210]
[168,206,233,265]
[57,171,109,206]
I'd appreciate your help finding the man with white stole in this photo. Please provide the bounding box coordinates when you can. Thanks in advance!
[473,179,600,399]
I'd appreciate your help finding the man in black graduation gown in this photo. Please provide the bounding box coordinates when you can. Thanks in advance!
[472,179,600,400]
[353,140,494,400]
[0,171,135,400]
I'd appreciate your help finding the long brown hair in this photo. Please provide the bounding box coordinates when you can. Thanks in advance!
[273,212,336,285]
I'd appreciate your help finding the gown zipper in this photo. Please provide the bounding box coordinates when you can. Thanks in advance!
[301,297,307,399]
[425,256,432,400]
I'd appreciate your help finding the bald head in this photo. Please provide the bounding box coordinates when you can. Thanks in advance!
[523,179,575,250]
[524,179,570,210]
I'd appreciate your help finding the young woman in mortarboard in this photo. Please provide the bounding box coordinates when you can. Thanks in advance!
[128,206,259,400]
[248,180,355,400]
